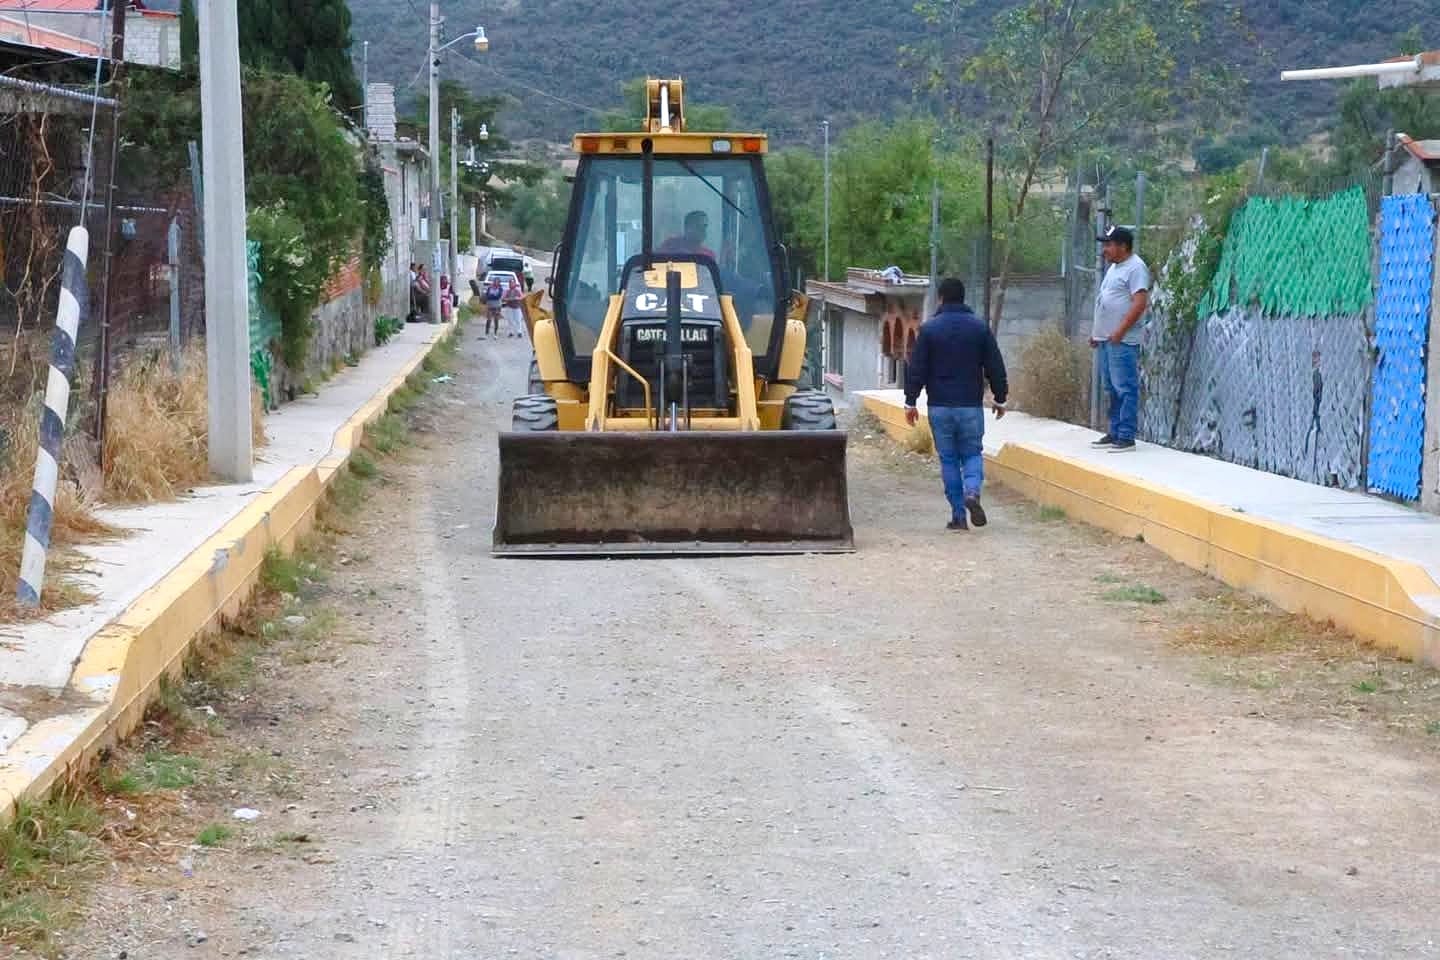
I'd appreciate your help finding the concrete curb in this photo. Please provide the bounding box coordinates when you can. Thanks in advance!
[861,395,1440,666]
[0,324,457,818]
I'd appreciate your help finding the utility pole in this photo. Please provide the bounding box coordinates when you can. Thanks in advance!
[451,105,460,285]
[983,137,994,330]
[198,0,253,480]
[926,137,940,318]
[361,40,369,134]
[92,0,126,455]
[1134,172,1147,258]
[428,2,443,323]
[821,119,830,281]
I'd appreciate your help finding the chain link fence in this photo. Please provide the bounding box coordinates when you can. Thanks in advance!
[0,74,205,497]
[1140,182,1378,489]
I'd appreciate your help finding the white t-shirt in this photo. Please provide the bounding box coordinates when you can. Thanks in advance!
[1092,254,1151,345]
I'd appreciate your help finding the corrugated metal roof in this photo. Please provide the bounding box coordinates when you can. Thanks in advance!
[1398,133,1440,163]
[0,1,174,10]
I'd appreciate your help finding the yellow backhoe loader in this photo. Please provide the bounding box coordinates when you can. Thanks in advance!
[494,79,852,556]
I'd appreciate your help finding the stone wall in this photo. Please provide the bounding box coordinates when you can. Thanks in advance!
[266,258,373,401]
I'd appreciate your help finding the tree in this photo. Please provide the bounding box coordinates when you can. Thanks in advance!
[501,175,573,250]
[407,80,545,247]
[915,0,1240,332]
[183,0,362,111]
[1331,27,1440,175]
[179,0,197,70]
[766,150,824,278]
[600,77,734,132]
[765,120,999,282]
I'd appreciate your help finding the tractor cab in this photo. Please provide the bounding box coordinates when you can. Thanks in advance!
[551,133,788,387]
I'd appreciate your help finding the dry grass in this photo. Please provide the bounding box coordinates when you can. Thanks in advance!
[1014,326,1087,422]
[0,405,113,619]
[0,343,269,620]
[900,421,934,456]
[1171,590,1440,736]
[103,345,267,503]
[1173,592,1357,656]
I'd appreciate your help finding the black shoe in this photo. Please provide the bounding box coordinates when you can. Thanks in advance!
[1091,434,1116,446]
[965,497,988,528]
[946,517,968,531]
[1108,438,1136,452]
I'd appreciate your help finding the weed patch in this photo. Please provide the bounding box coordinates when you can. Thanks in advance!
[349,450,378,479]
[100,750,200,795]
[0,790,104,953]
[195,823,232,848]
[365,412,410,455]
[1101,584,1168,604]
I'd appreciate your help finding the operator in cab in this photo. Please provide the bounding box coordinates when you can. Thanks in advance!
[659,210,717,261]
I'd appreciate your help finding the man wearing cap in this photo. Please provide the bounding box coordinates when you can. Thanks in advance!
[1091,226,1151,453]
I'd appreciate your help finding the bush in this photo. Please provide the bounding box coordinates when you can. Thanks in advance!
[1014,327,1086,422]
[374,315,403,346]
[123,69,377,376]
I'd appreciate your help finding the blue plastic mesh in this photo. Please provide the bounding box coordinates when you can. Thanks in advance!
[1367,195,1435,500]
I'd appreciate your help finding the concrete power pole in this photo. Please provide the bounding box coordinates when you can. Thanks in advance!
[451,106,460,285]
[821,119,831,281]
[926,140,940,319]
[427,2,443,324]
[198,0,253,480]
[361,40,369,134]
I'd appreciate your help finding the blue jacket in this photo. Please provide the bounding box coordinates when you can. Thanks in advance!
[904,303,1008,409]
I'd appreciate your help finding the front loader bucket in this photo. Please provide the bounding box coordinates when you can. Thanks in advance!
[493,431,854,556]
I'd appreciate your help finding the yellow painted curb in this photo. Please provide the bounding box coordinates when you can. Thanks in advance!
[860,394,1440,666]
[0,324,457,818]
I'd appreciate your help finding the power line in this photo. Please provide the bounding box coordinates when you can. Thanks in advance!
[450,51,604,116]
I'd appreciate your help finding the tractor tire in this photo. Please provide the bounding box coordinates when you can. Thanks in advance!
[527,356,544,395]
[512,394,559,432]
[782,389,839,431]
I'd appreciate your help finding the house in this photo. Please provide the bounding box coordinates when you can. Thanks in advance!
[0,0,181,69]
[807,268,931,400]
[1391,134,1440,195]
[807,266,1070,402]
[367,82,431,320]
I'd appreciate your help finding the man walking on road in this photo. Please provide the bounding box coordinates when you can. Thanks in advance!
[1090,226,1151,453]
[905,278,1008,531]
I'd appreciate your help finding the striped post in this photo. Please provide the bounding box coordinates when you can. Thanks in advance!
[17,227,89,607]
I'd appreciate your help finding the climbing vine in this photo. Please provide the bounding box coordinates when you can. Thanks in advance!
[1157,175,1246,338]
[122,69,383,373]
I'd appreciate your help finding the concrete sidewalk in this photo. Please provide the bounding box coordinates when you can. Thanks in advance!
[0,322,452,810]
[860,389,1440,665]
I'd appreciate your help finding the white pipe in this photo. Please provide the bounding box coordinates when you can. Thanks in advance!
[1282,58,1420,82]
[659,83,671,132]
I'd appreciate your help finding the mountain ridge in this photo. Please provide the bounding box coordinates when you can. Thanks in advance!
[347,1,1437,151]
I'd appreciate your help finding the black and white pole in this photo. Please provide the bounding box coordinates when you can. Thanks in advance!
[17,226,89,607]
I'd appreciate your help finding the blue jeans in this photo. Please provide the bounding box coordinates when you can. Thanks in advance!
[1100,342,1140,442]
[928,405,985,520]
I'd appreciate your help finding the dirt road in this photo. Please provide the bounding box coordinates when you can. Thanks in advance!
[61,333,1440,959]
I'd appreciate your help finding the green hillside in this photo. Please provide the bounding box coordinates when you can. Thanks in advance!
[348,0,1436,149]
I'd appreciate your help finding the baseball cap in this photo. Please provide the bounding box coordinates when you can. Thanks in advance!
[1097,225,1135,246]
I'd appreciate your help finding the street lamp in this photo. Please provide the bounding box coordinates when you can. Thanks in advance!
[426,9,490,323]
